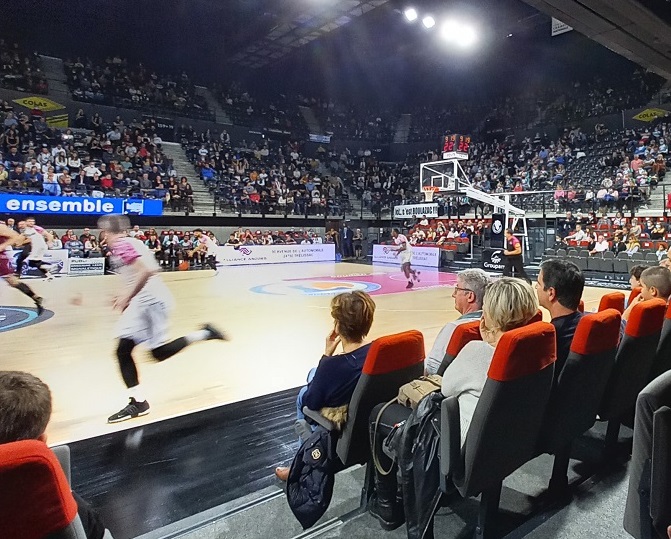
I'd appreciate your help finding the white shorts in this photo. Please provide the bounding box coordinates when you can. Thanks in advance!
[116,292,175,349]
[400,250,413,265]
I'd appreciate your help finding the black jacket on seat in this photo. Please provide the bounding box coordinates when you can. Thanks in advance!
[286,427,342,529]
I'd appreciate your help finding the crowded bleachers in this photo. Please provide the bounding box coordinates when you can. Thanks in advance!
[215,83,308,136]
[544,70,665,126]
[0,109,181,207]
[179,126,350,216]
[307,98,397,142]
[0,40,47,94]
[64,56,214,121]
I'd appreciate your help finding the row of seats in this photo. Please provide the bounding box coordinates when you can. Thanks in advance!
[543,248,662,273]
[293,294,671,538]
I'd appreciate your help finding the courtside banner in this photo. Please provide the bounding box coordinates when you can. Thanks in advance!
[0,195,163,216]
[9,249,70,277]
[68,258,105,276]
[215,244,336,266]
[393,203,439,219]
[372,244,440,268]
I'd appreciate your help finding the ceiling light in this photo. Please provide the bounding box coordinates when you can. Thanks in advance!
[404,8,418,22]
[422,15,435,29]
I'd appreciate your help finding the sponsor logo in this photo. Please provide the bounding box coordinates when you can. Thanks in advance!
[490,250,502,264]
[238,247,252,255]
[123,200,145,214]
[0,195,162,216]
[13,96,66,112]
[0,307,54,333]
[633,108,669,122]
[492,220,503,234]
[251,279,381,296]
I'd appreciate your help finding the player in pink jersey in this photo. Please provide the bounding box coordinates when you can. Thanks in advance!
[391,228,420,289]
[0,222,44,314]
[99,215,227,423]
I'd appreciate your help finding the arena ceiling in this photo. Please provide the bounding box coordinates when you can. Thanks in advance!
[520,0,671,79]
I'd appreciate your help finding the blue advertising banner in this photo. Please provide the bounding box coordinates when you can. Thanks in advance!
[0,195,162,216]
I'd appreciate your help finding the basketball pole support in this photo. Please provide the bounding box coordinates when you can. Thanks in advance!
[419,158,530,256]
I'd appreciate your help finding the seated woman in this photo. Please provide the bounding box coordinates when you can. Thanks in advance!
[275,290,376,481]
[369,278,538,529]
[625,233,640,256]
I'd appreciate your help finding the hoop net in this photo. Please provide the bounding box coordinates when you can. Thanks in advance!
[422,186,440,202]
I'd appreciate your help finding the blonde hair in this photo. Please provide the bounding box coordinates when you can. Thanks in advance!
[482,277,538,333]
[330,291,376,342]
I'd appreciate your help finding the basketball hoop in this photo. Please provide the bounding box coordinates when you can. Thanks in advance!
[422,185,440,202]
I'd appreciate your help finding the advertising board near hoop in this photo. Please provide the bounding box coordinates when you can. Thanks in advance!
[215,244,336,266]
[393,203,439,218]
[482,248,506,271]
[372,245,440,267]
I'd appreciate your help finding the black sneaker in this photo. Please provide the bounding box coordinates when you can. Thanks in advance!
[406,281,414,289]
[107,398,150,423]
[202,323,228,341]
[34,297,44,316]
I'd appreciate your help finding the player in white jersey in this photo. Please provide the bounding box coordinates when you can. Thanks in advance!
[191,229,218,270]
[99,215,227,423]
[17,217,55,280]
[391,228,420,289]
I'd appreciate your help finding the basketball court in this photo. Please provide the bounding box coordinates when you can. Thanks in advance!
[1,261,619,445]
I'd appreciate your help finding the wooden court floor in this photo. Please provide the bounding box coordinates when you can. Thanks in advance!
[1,262,620,445]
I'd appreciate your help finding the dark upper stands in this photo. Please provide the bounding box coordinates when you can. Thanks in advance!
[0,40,48,95]
[64,57,213,121]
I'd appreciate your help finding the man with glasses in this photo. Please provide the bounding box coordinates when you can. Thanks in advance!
[425,268,491,374]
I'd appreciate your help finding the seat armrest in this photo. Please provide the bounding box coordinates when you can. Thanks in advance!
[303,407,337,431]
[651,406,671,534]
[439,396,462,483]
[50,444,71,486]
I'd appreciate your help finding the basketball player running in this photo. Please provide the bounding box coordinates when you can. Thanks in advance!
[99,215,227,423]
[391,228,420,289]
[191,229,218,270]
[17,217,55,280]
[0,223,44,314]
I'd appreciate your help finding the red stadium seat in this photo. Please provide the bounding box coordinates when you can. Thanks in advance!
[0,440,85,539]
[629,287,642,306]
[436,320,481,375]
[599,292,625,314]
[538,310,621,494]
[439,322,557,538]
[599,299,667,453]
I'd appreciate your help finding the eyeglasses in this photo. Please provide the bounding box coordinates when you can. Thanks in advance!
[453,287,473,294]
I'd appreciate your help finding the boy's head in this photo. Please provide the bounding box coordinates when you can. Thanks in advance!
[0,371,52,444]
[640,266,671,301]
[629,265,648,289]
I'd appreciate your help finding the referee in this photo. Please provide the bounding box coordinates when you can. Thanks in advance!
[503,228,530,283]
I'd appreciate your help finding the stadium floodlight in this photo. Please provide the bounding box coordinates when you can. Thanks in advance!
[404,8,418,22]
[422,15,435,29]
[440,19,477,47]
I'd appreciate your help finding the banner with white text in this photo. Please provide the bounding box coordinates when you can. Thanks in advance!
[215,244,336,266]
[372,244,440,267]
[0,194,163,216]
[393,203,439,219]
[68,258,105,276]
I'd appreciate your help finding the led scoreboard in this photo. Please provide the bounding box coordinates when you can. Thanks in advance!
[442,134,471,160]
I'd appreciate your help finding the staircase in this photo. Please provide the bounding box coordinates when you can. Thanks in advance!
[299,106,322,134]
[196,86,232,125]
[39,55,69,99]
[393,113,412,143]
[161,142,214,215]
